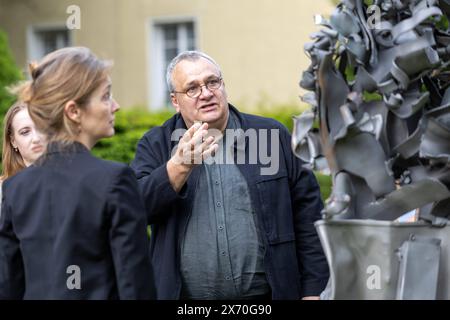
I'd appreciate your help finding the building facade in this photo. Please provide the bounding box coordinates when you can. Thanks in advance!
[0,0,334,111]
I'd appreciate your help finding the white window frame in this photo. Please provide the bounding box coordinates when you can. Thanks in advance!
[147,17,198,110]
[27,23,73,63]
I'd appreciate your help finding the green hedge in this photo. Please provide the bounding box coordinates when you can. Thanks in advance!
[92,106,303,163]
[0,29,22,120]
[92,108,175,163]
[0,29,23,170]
[314,172,332,204]
[92,106,332,200]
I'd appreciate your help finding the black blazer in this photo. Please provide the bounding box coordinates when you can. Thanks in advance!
[0,142,154,299]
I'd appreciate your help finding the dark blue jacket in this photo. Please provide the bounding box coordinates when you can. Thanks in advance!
[0,142,155,299]
[131,105,329,299]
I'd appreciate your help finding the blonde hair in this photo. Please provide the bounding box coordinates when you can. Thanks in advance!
[1,102,28,180]
[15,47,112,143]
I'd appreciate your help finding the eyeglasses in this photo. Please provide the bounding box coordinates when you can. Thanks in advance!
[173,77,223,98]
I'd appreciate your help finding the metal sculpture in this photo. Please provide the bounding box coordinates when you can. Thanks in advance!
[294,0,450,299]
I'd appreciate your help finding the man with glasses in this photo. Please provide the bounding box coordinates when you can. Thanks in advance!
[131,51,329,300]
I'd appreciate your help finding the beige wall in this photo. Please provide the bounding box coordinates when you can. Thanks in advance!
[0,0,334,111]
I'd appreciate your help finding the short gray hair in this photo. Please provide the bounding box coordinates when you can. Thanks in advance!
[166,50,222,93]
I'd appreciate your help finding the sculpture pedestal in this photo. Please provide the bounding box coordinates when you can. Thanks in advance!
[316,219,450,299]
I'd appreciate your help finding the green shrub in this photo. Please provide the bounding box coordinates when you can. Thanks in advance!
[0,29,22,120]
[248,104,309,132]
[92,105,307,164]
[0,29,23,169]
[92,108,175,163]
[314,172,332,202]
[92,105,333,200]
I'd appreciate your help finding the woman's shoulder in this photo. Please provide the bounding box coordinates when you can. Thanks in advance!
[85,157,138,197]
[1,166,37,196]
[82,155,136,186]
[88,155,130,173]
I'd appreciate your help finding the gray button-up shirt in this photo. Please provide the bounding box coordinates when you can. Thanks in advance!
[180,111,270,299]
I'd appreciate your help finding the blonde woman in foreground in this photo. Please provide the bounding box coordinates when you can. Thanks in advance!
[0,47,154,299]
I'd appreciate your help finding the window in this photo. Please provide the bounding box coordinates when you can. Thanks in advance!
[150,20,196,110]
[27,26,71,62]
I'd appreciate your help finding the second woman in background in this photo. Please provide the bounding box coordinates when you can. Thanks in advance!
[0,101,47,216]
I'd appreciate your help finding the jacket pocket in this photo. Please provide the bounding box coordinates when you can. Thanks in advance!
[255,170,296,244]
[267,232,296,245]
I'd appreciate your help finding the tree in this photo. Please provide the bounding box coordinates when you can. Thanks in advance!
[0,28,22,119]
